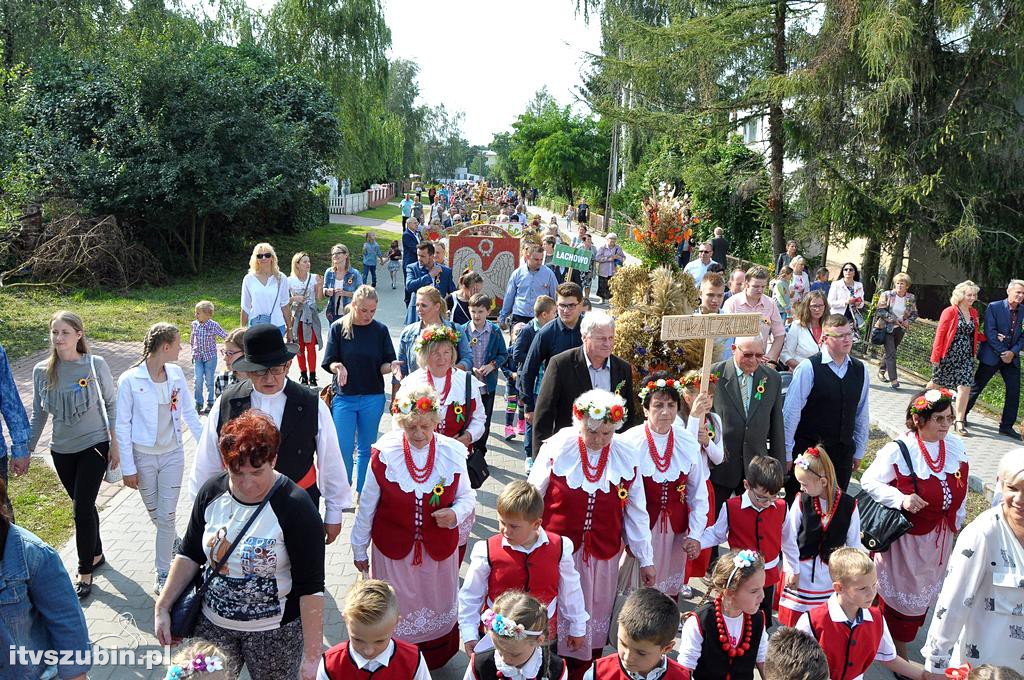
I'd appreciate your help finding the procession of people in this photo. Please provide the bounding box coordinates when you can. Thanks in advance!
[1,183,1022,680]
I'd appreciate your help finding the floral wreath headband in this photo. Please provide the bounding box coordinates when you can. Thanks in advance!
[794,446,823,472]
[392,393,440,416]
[481,609,543,641]
[725,550,761,591]
[572,393,628,425]
[165,654,224,679]
[681,373,720,390]
[413,325,461,355]
[910,388,954,415]
[638,377,685,402]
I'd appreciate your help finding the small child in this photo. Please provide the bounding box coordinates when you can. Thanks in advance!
[460,294,508,460]
[968,667,1024,680]
[699,456,797,627]
[213,327,246,399]
[762,626,829,680]
[586,588,686,679]
[166,638,232,680]
[190,300,227,413]
[778,445,862,625]
[465,590,567,680]
[773,267,793,324]
[678,550,769,680]
[362,231,384,288]
[808,267,831,295]
[796,547,925,680]
[459,481,588,658]
[506,296,556,441]
[320,579,430,679]
[386,239,402,289]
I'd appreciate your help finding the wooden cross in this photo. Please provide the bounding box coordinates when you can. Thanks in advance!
[660,313,762,394]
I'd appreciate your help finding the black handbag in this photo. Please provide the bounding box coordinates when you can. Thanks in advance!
[855,440,916,552]
[870,325,887,345]
[460,371,490,489]
[169,475,286,638]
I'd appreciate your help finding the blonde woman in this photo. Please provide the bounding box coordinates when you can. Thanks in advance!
[287,252,324,387]
[930,280,984,434]
[240,243,292,340]
[27,311,118,599]
[875,273,918,389]
[323,244,362,324]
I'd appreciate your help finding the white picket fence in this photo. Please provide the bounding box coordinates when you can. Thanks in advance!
[328,183,395,215]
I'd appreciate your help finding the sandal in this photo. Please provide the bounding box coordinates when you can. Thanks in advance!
[877,368,889,383]
[954,420,969,436]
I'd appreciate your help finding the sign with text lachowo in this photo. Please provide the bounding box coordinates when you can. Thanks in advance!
[550,244,593,270]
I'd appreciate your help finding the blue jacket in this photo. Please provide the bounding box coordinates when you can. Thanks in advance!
[979,299,1024,366]
[401,229,420,267]
[511,319,541,371]
[518,316,584,411]
[397,320,473,376]
[404,263,456,324]
[0,344,30,460]
[0,523,91,679]
[459,321,509,393]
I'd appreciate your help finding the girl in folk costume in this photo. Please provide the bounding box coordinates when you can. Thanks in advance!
[617,372,709,599]
[679,370,724,588]
[778,445,863,625]
[350,384,477,670]
[527,390,655,680]
[678,550,768,680]
[464,591,568,680]
[403,324,485,560]
[860,388,969,661]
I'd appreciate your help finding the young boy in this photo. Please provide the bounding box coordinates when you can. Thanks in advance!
[191,300,228,413]
[458,480,588,657]
[796,548,926,680]
[808,267,831,295]
[763,627,829,680]
[319,579,430,679]
[585,588,686,679]
[505,296,556,440]
[460,294,508,459]
[213,327,246,400]
[700,455,797,627]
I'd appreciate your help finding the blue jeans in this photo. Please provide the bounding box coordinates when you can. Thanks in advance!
[363,263,377,287]
[193,358,217,407]
[331,393,386,492]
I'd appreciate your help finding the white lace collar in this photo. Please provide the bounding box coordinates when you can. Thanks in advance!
[494,646,544,680]
[619,423,701,483]
[404,367,480,406]
[890,431,968,480]
[545,427,638,494]
[374,430,467,495]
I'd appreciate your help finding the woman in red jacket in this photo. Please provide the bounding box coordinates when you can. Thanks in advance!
[929,280,984,435]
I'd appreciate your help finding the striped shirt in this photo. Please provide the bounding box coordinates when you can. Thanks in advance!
[190,319,228,362]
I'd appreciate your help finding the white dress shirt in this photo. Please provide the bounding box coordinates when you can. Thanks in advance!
[317,640,431,680]
[187,382,351,524]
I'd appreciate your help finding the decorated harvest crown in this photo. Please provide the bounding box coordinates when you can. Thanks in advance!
[414,325,461,355]
[165,654,224,679]
[572,392,628,425]
[481,608,543,641]
[910,388,954,415]
[638,377,685,402]
[391,392,441,416]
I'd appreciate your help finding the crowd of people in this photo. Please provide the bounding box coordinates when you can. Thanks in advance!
[0,183,1022,680]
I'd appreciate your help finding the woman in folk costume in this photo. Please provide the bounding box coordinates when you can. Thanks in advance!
[679,370,724,591]
[777,445,863,625]
[403,324,485,560]
[350,383,477,669]
[527,389,655,680]
[617,372,709,600]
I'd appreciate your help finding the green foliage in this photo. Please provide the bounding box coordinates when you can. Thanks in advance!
[419,104,471,181]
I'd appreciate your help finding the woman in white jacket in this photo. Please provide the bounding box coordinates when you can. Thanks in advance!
[781,290,827,370]
[115,323,203,594]
[827,262,866,321]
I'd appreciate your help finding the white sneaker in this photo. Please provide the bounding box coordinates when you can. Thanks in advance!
[155,572,168,596]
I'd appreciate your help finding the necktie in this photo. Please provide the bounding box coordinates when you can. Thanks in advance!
[740,373,751,414]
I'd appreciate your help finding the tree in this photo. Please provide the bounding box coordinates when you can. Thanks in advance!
[419,104,470,180]
[386,58,427,179]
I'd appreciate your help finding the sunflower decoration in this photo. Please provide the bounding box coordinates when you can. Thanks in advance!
[429,477,448,506]
[75,377,90,392]
[617,482,629,507]
[753,376,768,400]
[453,404,466,423]
[676,483,687,503]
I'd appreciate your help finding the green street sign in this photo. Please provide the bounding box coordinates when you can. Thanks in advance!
[551,244,593,270]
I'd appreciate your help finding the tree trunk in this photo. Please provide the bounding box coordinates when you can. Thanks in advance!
[882,222,911,292]
[861,236,882,301]
[197,214,208,270]
[768,0,787,260]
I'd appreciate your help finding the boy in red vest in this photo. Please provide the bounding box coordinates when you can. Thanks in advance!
[796,548,926,680]
[458,480,589,656]
[319,579,431,679]
[584,588,686,679]
[699,455,797,627]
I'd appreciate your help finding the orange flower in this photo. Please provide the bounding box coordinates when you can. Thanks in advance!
[609,404,625,422]
[415,396,434,412]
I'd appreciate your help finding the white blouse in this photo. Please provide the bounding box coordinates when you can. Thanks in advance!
[679,609,768,669]
[680,412,724,474]
[241,272,290,326]
[402,367,486,443]
[528,427,655,566]
[920,505,1024,671]
[349,431,476,561]
[287,273,320,307]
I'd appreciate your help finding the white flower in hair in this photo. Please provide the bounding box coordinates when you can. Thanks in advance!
[923,389,943,403]
[589,405,607,419]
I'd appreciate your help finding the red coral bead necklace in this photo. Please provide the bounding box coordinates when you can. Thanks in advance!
[577,438,610,483]
[714,597,752,658]
[915,432,946,474]
[426,368,453,404]
[403,434,436,484]
[645,424,674,473]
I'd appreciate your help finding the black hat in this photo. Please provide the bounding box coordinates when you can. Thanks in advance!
[232,324,298,372]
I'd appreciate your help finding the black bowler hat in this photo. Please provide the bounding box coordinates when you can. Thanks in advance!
[232,324,298,372]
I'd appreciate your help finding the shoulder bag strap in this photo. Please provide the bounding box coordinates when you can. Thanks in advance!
[195,474,287,596]
[893,439,919,495]
[89,354,110,432]
[459,370,473,437]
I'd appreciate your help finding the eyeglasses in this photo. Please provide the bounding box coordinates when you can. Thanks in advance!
[929,415,956,425]
[699,250,711,254]
[738,351,765,359]
[221,349,242,358]
[842,267,855,272]
[332,251,347,257]
[256,253,273,260]
[557,303,578,310]
[249,365,289,377]
[747,489,777,504]
[824,333,854,341]
[809,303,826,309]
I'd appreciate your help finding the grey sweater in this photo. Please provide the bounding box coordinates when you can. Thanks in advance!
[29,354,117,454]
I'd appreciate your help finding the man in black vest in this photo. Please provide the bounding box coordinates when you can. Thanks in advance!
[187,324,350,543]
[783,314,870,495]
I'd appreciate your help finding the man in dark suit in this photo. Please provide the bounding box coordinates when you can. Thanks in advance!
[967,279,1024,439]
[404,241,455,324]
[709,335,786,514]
[532,311,637,453]
[401,217,421,305]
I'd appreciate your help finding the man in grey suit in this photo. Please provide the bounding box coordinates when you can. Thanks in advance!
[709,335,786,516]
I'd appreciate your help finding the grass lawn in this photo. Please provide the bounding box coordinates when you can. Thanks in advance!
[357,203,403,223]
[0,219,401,361]
[11,463,75,547]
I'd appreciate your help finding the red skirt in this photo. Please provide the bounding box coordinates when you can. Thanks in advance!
[417,624,459,670]
[684,479,716,581]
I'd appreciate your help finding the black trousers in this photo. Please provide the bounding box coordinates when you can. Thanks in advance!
[0,456,12,522]
[967,360,1021,430]
[52,442,107,574]
[474,391,496,456]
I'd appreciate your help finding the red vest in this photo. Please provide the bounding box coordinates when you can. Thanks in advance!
[642,472,690,534]
[542,472,633,561]
[369,451,460,563]
[807,603,885,680]
[725,496,786,581]
[593,654,688,679]
[891,461,968,535]
[320,639,421,680]
[486,533,563,606]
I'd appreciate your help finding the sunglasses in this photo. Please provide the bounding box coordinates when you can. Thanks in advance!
[842,267,855,272]
[256,253,273,260]
[738,351,765,359]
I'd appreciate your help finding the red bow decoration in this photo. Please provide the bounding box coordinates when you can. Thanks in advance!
[805,447,821,458]
[945,665,971,680]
